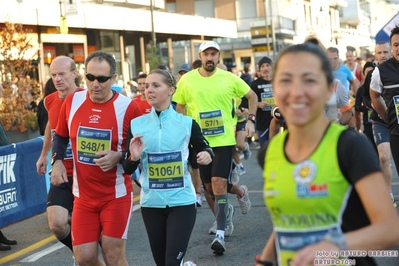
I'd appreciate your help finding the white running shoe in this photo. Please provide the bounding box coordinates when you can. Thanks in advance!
[225,204,235,237]
[72,256,78,266]
[200,185,206,202]
[208,220,217,234]
[237,185,251,214]
[238,164,246,175]
[391,194,397,208]
[211,234,226,255]
[196,194,202,207]
[231,166,239,183]
[183,261,197,266]
[243,142,252,160]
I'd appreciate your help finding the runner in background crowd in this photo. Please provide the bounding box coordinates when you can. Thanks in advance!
[174,41,257,255]
[250,56,274,147]
[345,50,364,132]
[370,29,399,208]
[35,56,80,265]
[133,73,152,114]
[363,41,395,207]
[327,47,360,130]
[355,61,377,151]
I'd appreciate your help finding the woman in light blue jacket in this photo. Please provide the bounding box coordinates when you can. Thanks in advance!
[122,69,213,266]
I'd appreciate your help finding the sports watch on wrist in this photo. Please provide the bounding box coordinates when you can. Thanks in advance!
[248,114,256,124]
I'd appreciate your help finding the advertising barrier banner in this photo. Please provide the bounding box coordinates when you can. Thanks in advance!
[0,138,47,228]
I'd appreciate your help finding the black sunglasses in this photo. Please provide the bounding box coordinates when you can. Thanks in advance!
[85,73,114,83]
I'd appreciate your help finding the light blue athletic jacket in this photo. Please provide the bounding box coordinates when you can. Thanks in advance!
[131,105,196,208]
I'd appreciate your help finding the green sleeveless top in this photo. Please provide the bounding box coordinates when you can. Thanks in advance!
[263,123,351,266]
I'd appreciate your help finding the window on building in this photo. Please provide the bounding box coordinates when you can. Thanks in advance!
[165,2,177,12]
[304,1,312,30]
[236,0,256,19]
[195,0,215,17]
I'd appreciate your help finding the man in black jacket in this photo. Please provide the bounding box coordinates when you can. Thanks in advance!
[369,36,397,208]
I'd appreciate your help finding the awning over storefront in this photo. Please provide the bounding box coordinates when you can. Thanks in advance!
[375,12,399,43]
[0,0,237,38]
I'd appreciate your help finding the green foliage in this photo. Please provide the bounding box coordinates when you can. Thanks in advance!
[146,40,161,71]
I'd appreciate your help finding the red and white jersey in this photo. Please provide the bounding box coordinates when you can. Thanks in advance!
[56,90,142,200]
[133,94,152,114]
[45,89,84,177]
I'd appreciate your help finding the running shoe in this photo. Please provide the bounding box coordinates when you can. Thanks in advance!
[211,234,226,255]
[237,185,251,214]
[183,261,197,266]
[231,166,239,183]
[208,221,217,234]
[391,194,397,208]
[72,256,78,266]
[238,164,246,175]
[243,142,252,160]
[201,185,206,202]
[196,193,202,207]
[225,204,235,237]
[250,141,260,149]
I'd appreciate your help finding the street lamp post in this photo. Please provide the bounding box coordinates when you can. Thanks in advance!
[150,0,156,46]
[264,0,271,58]
[264,0,277,60]
[59,0,68,34]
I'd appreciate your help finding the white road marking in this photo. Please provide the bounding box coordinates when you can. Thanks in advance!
[19,204,142,262]
[20,242,64,262]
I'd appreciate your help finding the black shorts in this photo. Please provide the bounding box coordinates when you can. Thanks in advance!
[46,177,74,214]
[199,146,234,192]
[236,121,246,132]
[372,121,389,146]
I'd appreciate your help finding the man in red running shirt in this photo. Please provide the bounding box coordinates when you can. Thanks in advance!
[36,56,79,260]
[133,72,152,114]
[51,51,142,266]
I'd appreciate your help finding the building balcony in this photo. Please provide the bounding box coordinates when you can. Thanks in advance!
[250,15,296,38]
[82,0,165,9]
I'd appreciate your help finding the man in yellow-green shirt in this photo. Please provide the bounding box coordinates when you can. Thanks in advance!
[174,41,258,255]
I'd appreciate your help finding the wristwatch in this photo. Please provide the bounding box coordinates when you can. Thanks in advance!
[51,153,62,166]
[248,114,256,124]
[324,232,347,250]
[51,158,62,166]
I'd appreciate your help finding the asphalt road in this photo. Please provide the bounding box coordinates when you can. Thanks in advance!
[0,144,398,266]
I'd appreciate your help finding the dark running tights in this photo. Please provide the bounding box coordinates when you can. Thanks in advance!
[141,204,196,266]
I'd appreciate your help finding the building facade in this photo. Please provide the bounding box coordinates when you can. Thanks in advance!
[167,0,399,71]
[0,0,237,87]
[1,0,399,86]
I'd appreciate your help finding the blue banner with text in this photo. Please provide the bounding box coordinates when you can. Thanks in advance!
[0,138,47,228]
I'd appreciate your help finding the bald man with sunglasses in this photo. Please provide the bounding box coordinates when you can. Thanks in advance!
[51,51,142,266]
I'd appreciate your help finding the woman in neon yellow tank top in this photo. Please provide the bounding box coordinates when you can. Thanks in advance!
[256,43,399,266]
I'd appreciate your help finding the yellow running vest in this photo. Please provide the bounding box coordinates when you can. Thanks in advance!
[263,123,351,266]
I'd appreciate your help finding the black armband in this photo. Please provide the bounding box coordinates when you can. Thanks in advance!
[127,158,140,166]
[119,151,127,164]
